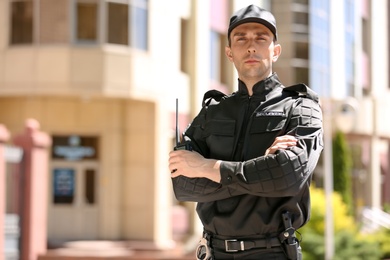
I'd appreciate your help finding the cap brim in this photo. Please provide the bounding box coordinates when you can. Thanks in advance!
[228,18,277,40]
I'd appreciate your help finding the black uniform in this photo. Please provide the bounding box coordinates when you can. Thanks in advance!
[172,74,323,259]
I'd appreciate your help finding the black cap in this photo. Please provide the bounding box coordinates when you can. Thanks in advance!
[228,5,278,41]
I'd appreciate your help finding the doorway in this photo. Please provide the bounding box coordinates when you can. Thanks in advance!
[48,161,99,241]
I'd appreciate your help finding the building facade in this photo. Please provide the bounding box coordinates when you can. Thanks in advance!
[0,0,195,246]
[1,0,389,252]
[0,0,268,248]
[271,0,390,212]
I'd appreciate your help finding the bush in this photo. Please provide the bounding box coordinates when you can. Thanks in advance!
[299,187,382,259]
[333,231,380,260]
[364,228,390,259]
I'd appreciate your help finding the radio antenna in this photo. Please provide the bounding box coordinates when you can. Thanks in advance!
[173,98,192,152]
[175,98,180,146]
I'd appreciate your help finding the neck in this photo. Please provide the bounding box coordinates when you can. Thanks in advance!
[240,72,273,95]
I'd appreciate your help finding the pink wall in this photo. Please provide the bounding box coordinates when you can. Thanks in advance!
[210,0,228,33]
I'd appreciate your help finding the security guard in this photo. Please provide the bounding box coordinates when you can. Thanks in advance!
[169,5,323,260]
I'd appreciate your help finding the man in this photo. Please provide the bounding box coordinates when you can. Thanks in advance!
[169,4,323,260]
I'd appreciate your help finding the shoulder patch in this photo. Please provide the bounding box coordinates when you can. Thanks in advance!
[202,89,226,107]
[283,83,319,103]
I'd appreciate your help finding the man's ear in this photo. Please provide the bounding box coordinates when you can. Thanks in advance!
[272,44,282,62]
[225,46,233,62]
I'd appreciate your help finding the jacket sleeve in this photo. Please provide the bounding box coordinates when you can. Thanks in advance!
[219,97,323,197]
[171,175,241,202]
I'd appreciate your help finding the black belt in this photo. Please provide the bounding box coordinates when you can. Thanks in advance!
[210,236,281,253]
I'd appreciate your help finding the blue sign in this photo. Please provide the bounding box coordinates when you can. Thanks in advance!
[53,168,75,196]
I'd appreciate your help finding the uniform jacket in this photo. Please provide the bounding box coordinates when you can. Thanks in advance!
[172,73,323,238]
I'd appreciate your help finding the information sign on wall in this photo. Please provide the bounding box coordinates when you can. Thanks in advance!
[53,168,75,204]
[52,135,98,161]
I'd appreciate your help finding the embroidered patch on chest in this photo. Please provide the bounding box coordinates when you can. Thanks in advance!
[256,111,285,117]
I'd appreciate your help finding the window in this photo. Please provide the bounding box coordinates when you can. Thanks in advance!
[107,2,128,44]
[180,18,189,73]
[345,0,355,96]
[76,0,98,43]
[106,0,148,49]
[210,30,220,82]
[309,0,330,96]
[294,12,309,25]
[10,0,33,44]
[85,169,96,204]
[295,41,309,59]
[293,0,308,4]
[9,0,148,50]
[295,67,309,84]
[11,0,70,45]
[40,0,69,43]
[130,0,148,49]
[210,30,229,85]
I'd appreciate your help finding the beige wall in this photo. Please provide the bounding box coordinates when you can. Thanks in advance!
[122,100,156,239]
[0,96,171,242]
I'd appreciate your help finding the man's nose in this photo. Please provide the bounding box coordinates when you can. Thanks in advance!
[247,40,256,53]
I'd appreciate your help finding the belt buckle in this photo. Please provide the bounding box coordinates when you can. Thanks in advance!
[225,239,244,252]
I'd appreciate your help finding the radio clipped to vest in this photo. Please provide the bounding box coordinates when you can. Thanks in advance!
[279,211,301,260]
[174,98,192,151]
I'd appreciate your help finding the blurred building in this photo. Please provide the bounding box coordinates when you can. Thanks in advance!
[0,0,196,247]
[0,0,265,249]
[0,0,389,254]
[272,0,390,212]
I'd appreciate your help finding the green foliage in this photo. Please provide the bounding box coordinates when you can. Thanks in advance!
[333,231,380,260]
[299,187,383,260]
[299,230,381,260]
[298,230,325,260]
[332,130,353,214]
[364,228,390,259]
[302,187,355,235]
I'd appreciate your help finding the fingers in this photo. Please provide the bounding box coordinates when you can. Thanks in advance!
[273,135,297,142]
[169,150,192,176]
[169,151,179,175]
[265,135,298,155]
[168,150,205,178]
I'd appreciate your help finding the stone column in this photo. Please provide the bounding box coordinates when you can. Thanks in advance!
[13,119,51,260]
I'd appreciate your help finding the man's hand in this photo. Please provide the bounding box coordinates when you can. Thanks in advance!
[265,135,298,155]
[169,150,221,182]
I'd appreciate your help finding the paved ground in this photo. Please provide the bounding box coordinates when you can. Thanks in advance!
[38,240,196,260]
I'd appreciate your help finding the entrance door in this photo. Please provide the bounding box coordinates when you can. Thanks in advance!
[48,161,99,241]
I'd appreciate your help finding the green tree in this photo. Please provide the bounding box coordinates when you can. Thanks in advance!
[332,130,353,214]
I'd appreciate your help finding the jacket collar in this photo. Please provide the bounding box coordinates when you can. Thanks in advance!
[237,73,282,96]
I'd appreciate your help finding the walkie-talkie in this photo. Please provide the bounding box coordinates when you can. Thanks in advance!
[174,98,192,151]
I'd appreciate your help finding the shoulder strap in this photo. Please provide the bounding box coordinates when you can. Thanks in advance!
[283,83,319,103]
[202,89,226,107]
